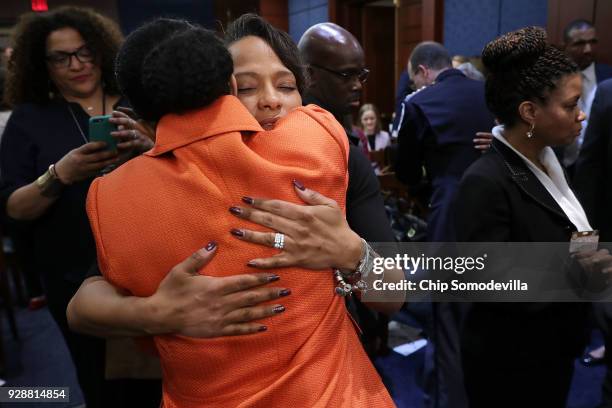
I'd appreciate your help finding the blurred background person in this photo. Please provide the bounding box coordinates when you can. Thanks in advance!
[451,55,485,81]
[395,41,494,241]
[0,7,151,407]
[394,40,495,408]
[559,19,612,173]
[357,103,391,174]
[574,78,612,405]
[359,103,391,152]
[560,18,612,373]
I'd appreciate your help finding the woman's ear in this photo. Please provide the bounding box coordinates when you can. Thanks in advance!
[518,100,538,126]
[229,74,238,96]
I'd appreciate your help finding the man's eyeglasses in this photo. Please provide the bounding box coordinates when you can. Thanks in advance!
[46,45,95,68]
[311,64,370,83]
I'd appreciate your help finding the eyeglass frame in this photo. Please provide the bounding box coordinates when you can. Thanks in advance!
[310,63,370,84]
[45,44,96,69]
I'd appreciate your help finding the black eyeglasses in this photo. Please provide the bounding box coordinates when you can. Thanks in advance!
[311,64,370,84]
[46,44,95,68]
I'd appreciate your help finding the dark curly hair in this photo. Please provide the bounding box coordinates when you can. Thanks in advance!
[4,6,123,107]
[225,13,308,94]
[115,18,191,121]
[116,19,233,122]
[481,26,578,127]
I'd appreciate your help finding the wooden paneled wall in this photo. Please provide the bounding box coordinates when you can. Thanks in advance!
[259,0,288,32]
[361,5,395,121]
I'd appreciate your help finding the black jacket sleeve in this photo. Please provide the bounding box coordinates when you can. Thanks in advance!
[0,107,37,217]
[394,101,427,186]
[346,145,394,242]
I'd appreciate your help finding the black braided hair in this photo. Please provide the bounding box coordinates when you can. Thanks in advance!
[481,26,578,127]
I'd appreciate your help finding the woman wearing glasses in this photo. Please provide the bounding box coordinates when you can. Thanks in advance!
[0,7,152,407]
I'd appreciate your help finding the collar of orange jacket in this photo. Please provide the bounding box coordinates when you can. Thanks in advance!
[146,95,264,156]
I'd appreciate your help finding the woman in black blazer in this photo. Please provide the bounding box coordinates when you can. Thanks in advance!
[454,27,610,407]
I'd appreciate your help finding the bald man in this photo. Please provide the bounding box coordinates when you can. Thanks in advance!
[297,23,392,242]
[298,23,369,143]
[297,23,396,366]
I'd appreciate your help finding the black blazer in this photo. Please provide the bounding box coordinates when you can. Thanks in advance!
[574,79,612,241]
[596,63,612,84]
[454,138,588,365]
[456,139,578,242]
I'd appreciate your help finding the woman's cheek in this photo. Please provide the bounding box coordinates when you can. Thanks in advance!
[238,95,259,118]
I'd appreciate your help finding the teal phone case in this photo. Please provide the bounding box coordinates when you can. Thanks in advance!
[88,115,118,151]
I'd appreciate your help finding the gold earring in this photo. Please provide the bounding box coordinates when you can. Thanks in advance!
[526,123,535,139]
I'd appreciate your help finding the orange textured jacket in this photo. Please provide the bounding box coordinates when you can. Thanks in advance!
[87,95,395,408]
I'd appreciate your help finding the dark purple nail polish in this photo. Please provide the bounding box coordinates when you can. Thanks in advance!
[267,274,280,282]
[229,206,242,216]
[292,179,306,191]
[230,228,244,237]
[247,260,257,267]
[272,305,285,314]
[205,241,217,251]
[279,289,291,297]
[258,325,268,332]
[242,196,254,205]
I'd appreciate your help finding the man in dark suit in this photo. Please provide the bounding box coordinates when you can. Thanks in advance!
[575,79,612,240]
[574,79,612,407]
[395,42,495,242]
[394,41,495,408]
[560,20,612,170]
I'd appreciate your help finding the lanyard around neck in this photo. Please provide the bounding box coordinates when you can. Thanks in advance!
[66,92,106,144]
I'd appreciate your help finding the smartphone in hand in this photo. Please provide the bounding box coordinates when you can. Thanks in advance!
[89,115,118,151]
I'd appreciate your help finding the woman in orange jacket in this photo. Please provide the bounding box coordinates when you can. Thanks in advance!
[85,18,398,408]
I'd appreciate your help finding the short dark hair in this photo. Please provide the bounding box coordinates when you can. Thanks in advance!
[563,19,594,43]
[224,13,308,94]
[5,6,123,107]
[115,18,191,120]
[409,41,451,73]
[116,19,233,122]
[482,26,578,127]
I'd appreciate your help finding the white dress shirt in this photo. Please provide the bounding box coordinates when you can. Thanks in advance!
[581,62,597,117]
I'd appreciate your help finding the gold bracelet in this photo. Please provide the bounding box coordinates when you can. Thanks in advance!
[36,164,64,197]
